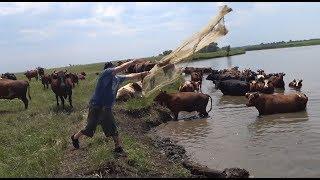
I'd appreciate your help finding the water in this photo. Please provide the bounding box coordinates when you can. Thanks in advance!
[154,45,320,178]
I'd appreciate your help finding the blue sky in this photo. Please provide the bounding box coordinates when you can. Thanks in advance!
[1,2,320,73]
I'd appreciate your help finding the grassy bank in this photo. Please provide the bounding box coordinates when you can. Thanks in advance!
[0,63,190,177]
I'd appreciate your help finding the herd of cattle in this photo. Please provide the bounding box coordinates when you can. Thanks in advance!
[0,60,309,120]
[0,67,87,109]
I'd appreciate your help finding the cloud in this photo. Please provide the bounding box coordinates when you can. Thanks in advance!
[19,29,52,41]
[0,2,52,16]
[93,4,124,18]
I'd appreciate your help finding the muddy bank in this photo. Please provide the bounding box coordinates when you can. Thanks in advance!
[78,104,250,178]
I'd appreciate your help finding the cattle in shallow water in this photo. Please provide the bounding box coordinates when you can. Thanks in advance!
[183,67,213,75]
[50,70,73,109]
[216,79,250,96]
[289,79,303,90]
[191,72,203,92]
[0,78,31,109]
[116,82,143,101]
[249,79,274,94]
[269,72,285,89]
[179,81,200,92]
[154,91,212,120]
[245,92,308,115]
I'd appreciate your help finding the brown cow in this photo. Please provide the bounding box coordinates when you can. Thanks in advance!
[179,81,200,92]
[289,79,302,90]
[154,91,213,120]
[77,74,85,80]
[183,67,213,75]
[249,80,274,94]
[51,70,73,108]
[191,72,203,92]
[24,69,39,81]
[68,73,78,87]
[269,73,285,89]
[41,74,52,89]
[0,79,31,109]
[245,92,308,115]
[116,82,143,101]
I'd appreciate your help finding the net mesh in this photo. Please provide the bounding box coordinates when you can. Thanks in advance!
[142,5,232,97]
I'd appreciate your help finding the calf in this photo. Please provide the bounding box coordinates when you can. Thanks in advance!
[51,70,73,109]
[216,79,250,96]
[154,91,213,120]
[245,92,308,115]
[179,81,200,92]
[289,79,303,90]
[0,79,31,109]
[116,82,143,101]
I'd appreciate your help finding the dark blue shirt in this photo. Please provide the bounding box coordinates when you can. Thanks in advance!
[89,68,126,108]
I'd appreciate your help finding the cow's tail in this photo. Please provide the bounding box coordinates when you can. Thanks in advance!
[27,82,31,100]
[207,94,213,113]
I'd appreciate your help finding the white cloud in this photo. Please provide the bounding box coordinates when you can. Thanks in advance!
[93,4,124,18]
[0,2,52,16]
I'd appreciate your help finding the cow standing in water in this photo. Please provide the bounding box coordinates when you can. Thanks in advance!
[0,78,31,109]
[51,70,73,109]
[179,81,200,92]
[191,72,203,92]
[154,91,213,120]
[245,92,308,115]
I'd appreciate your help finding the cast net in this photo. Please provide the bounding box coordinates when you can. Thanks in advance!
[142,5,232,97]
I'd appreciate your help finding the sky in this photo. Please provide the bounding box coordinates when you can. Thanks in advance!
[1,2,320,73]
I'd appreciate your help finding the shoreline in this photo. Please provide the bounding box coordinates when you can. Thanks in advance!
[72,104,250,178]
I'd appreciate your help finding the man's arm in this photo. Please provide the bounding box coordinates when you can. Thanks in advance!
[121,71,150,81]
[113,59,146,75]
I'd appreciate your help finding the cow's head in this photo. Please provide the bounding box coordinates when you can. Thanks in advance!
[245,92,260,107]
[54,70,67,88]
[263,79,273,88]
[296,79,303,87]
[154,90,169,106]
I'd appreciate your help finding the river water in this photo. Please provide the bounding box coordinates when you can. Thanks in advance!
[153,45,320,178]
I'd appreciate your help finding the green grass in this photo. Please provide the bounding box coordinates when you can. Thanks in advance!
[0,63,189,177]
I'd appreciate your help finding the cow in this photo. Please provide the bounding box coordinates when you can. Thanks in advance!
[249,79,274,94]
[68,73,79,87]
[191,71,203,92]
[1,73,17,80]
[80,72,86,76]
[126,60,156,73]
[153,91,213,120]
[178,81,200,92]
[24,69,39,81]
[269,73,285,89]
[77,74,85,80]
[289,79,303,90]
[41,74,52,89]
[183,67,213,75]
[116,82,143,101]
[245,92,308,115]
[216,79,250,96]
[0,79,31,109]
[50,70,73,109]
[37,67,45,77]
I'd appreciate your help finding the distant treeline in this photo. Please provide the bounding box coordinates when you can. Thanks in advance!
[236,38,320,51]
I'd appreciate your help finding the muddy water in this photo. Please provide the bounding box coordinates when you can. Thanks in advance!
[153,45,320,177]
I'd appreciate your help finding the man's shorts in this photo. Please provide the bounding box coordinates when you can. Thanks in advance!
[81,106,118,138]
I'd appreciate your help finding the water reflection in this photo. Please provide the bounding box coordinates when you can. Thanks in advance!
[217,94,247,106]
[247,110,309,137]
